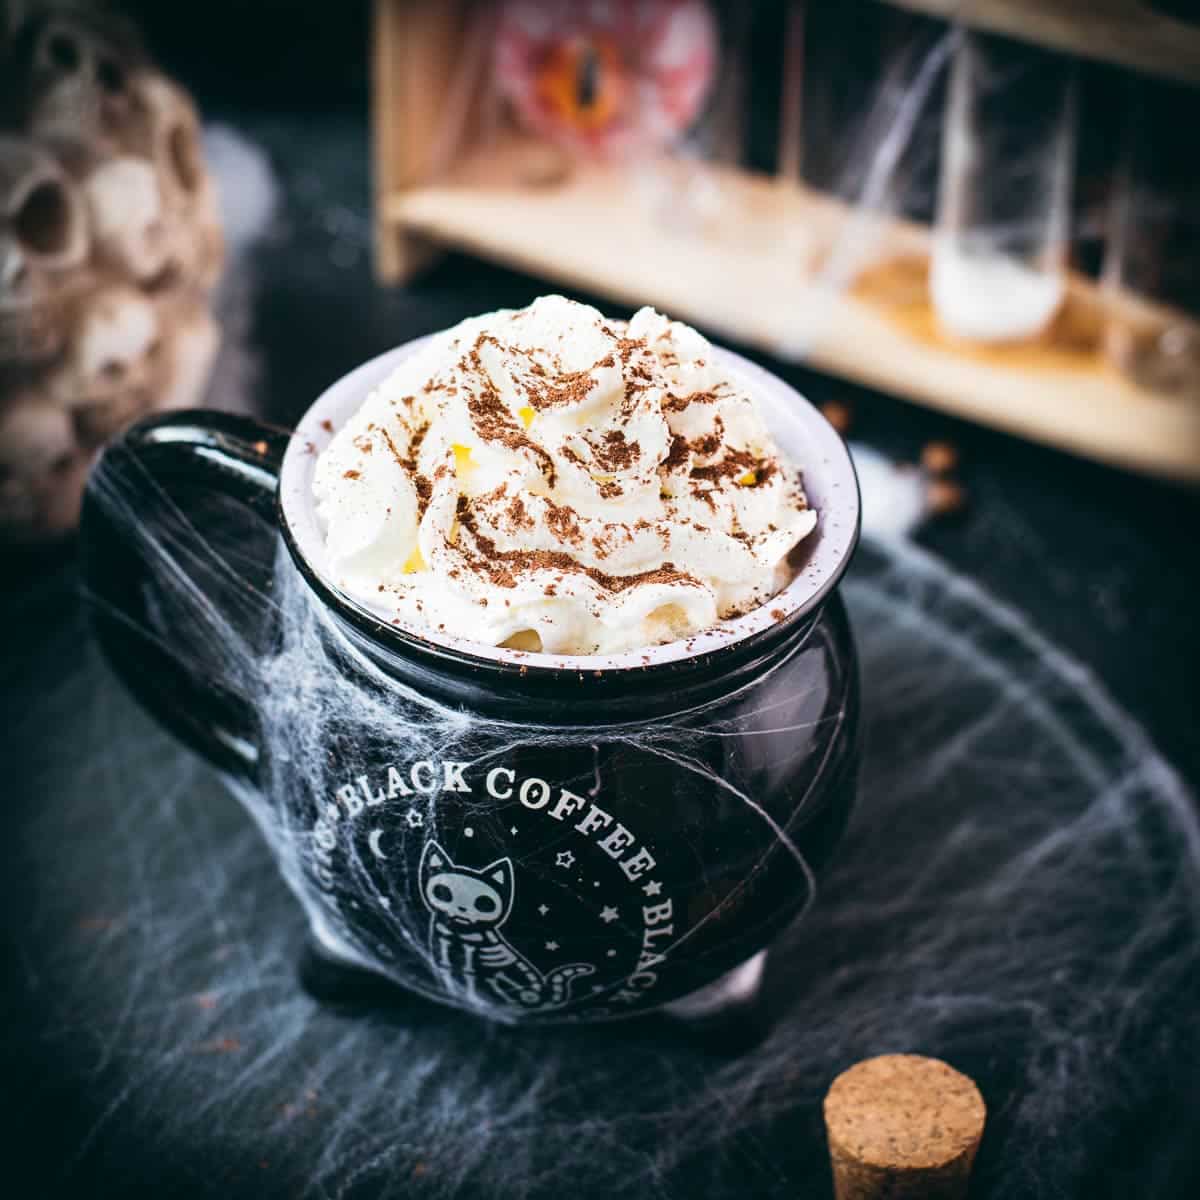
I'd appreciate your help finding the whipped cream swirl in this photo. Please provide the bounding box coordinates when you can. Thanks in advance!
[313,296,817,655]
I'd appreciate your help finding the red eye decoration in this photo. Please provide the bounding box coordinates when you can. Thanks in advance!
[493,0,718,160]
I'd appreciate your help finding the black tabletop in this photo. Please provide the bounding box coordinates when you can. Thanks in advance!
[3,102,1199,1200]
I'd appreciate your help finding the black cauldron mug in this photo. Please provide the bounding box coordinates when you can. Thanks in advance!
[81,336,861,1026]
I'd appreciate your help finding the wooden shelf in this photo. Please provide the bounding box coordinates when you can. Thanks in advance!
[876,0,1200,85]
[370,0,1199,481]
[382,138,1200,482]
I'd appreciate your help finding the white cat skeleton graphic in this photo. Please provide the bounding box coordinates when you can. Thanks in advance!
[419,841,594,1010]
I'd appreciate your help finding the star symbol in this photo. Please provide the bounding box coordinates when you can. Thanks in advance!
[405,809,424,828]
[642,880,662,897]
[544,940,559,951]
[599,906,618,923]
[555,851,575,869]
[463,827,474,838]
[509,825,519,836]
[537,904,549,916]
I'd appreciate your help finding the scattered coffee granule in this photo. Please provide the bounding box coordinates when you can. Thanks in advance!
[823,1054,985,1200]
[927,478,967,516]
[921,440,960,476]
[320,419,334,433]
[343,470,360,480]
[820,399,853,434]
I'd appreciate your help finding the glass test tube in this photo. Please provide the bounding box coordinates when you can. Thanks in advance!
[635,0,751,236]
[931,30,1077,344]
[1101,77,1200,401]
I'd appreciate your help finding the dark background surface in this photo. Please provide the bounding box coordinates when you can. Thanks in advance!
[2,1,1199,1196]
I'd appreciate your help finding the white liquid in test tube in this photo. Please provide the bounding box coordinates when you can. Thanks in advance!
[930,247,1064,343]
[931,31,1076,344]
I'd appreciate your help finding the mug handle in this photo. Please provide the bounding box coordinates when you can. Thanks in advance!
[80,410,291,781]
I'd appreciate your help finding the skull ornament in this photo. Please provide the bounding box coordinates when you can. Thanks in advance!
[157,292,219,412]
[0,135,90,363]
[9,10,147,146]
[81,153,172,283]
[49,283,163,444]
[0,12,225,543]
[122,71,224,291]
[0,391,89,539]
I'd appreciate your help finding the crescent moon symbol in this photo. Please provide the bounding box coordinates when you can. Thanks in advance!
[368,828,388,861]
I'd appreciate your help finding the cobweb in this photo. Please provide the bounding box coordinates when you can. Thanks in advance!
[3,527,1198,1198]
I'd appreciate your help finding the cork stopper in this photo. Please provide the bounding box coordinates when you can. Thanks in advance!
[823,1054,986,1200]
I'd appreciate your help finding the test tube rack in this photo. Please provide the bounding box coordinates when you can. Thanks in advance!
[371,0,1200,482]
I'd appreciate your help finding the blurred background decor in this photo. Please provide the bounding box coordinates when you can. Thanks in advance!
[0,2,223,542]
[492,0,719,162]
[371,0,1200,481]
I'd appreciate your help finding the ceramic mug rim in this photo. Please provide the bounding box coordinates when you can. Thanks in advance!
[278,333,861,677]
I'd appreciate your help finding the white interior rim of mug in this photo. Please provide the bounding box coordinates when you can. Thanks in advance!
[280,334,861,673]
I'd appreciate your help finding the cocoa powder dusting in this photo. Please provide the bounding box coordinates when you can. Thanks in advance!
[543,496,583,546]
[662,435,690,472]
[414,475,432,519]
[663,388,718,413]
[463,338,557,486]
[329,304,816,651]
[456,503,701,596]
[521,364,598,411]
[503,492,535,532]
[598,429,636,472]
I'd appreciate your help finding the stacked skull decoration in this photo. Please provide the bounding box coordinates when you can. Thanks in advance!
[0,6,223,541]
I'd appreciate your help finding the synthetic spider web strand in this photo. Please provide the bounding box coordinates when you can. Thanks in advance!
[82,447,284,711]
[781,25,958,359]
